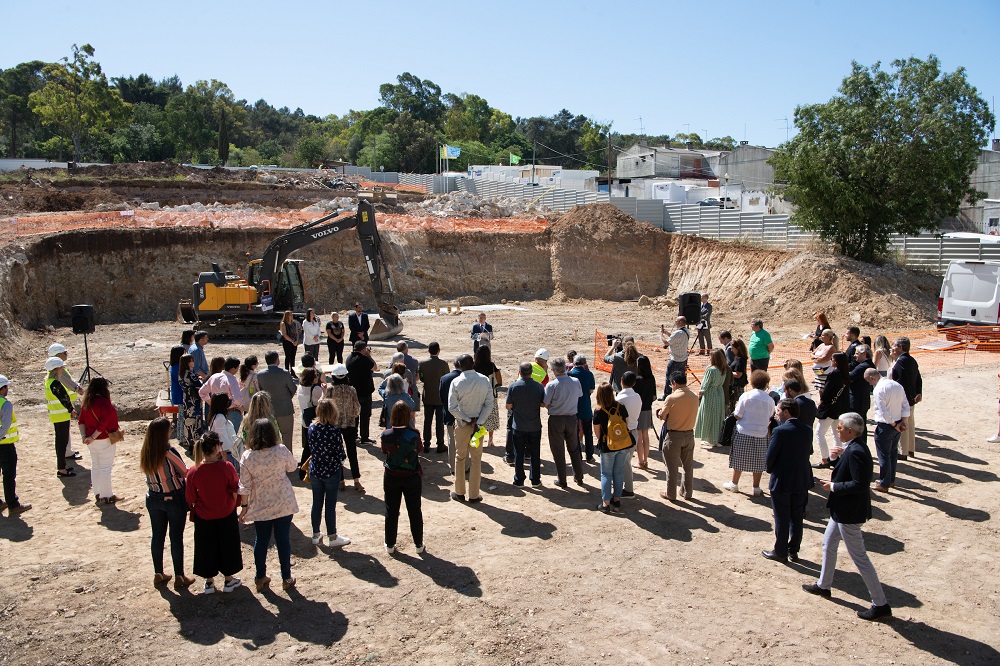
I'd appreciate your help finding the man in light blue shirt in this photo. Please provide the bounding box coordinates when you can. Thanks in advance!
[448,354,494,503]
[544,358,584,488]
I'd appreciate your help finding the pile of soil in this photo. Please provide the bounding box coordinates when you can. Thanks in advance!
[550,204,671,299]
[71,162,256,182]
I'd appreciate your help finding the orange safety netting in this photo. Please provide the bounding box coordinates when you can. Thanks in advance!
[0,210,549,240]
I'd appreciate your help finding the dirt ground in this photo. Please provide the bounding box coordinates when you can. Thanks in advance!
[0,301,998,665]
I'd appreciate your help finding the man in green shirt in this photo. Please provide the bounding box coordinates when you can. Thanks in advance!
[749,319,774,371]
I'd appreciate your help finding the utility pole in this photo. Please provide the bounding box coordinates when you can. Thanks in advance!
[607,122,613,196]
[531,140,536,185]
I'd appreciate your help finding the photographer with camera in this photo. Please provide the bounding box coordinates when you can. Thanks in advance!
[603,334,635,392]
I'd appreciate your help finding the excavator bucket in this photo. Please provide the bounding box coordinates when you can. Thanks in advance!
[369,317,403,341]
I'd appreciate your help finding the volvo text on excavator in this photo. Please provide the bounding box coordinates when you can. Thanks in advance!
[178,200,403,339]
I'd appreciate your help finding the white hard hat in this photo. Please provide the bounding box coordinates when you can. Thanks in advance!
[331,363,349,378]
[44,357,65,372]
[535,348,550,361]
[48,343,67,356]
[0,375,8,389]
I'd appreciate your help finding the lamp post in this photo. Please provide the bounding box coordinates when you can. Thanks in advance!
[723,172,729,209]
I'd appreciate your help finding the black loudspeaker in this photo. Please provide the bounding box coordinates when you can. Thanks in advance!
[678,292,701,326]
[71,304,96,334]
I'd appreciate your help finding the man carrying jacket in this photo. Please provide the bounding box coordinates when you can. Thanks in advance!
[803,412,891,621]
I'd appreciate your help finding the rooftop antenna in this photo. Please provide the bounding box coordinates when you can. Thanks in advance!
[775,117,791,142]
[635,116,645,136]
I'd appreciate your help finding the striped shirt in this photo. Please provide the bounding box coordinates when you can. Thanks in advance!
[145,446,188,494]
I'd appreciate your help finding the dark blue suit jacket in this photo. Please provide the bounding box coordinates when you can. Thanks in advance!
[439,369,461,425]
[827,437,873,524]
[793,394,817,431]
[765,418,814,494]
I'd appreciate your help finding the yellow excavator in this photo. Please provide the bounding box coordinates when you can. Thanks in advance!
[178,200,403,339]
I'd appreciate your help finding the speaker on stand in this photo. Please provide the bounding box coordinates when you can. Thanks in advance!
[678,292,702,327]
[71,304,102,385]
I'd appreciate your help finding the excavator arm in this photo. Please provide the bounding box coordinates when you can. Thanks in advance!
[255,199,400,333]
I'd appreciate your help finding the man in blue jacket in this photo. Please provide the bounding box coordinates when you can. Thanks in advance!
[762,398,814,563]
[803,412,891,621]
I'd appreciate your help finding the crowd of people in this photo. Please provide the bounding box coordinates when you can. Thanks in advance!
[0,306,930,620]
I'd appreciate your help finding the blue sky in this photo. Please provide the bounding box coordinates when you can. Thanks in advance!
[2,0,998,149]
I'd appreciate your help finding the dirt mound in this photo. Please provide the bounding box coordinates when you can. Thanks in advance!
[664,232,939,330]
[71,162,257,182]
[551,204,671,299]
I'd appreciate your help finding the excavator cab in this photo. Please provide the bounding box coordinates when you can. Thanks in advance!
[246,259,306,313]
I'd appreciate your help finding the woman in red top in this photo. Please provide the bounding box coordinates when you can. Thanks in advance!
[185,432,243,595]
[78,378,121,504]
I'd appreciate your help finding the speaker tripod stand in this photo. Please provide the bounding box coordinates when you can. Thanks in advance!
[77,332,103,386]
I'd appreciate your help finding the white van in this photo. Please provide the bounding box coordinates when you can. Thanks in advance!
[937,261,1000,327]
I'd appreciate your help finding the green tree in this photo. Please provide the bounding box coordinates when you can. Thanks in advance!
[0,61,48,156]
[378,73,444,126]
[294,133,328,167]
[771,55,994,261]
[28,44,128,161]
[163,79,244,164]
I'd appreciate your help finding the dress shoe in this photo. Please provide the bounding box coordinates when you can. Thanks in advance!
[761,550,788,563]
[872,483,889,493]
[802,583,831,598]
[435,445,447,453]
[788,552,799,562]
[468,496,483,504]
[554,480,568,488]
[449,491,466,502]
[812,459,831,469]
[857,603,892,621]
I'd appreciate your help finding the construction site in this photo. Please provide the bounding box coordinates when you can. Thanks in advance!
[0,163,998,665]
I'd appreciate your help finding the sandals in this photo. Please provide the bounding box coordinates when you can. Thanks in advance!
[153,573,173,587]
[57,468,77,477]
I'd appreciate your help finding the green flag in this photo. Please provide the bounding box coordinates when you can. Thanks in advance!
[509,153,521,165]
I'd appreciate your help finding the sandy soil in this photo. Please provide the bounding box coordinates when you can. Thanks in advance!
[0,300,997,665]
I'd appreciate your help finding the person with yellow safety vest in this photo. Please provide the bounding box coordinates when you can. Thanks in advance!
[48,343,83,461]
[531,349,550,387]
[45,357,78,478]
[0,374,32,514]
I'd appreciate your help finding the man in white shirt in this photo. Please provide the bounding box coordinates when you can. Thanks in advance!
[865,369,909,493]
[447,354,494,503]
[200,357,244,430]
[663,317,690,398]
[616,371,643,498]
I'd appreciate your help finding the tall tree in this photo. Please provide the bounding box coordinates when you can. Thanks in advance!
[771,56,994,261]
[164,79,244,163]
[0,61,47,156]
[378,73,444,126]
[28,44,128,161]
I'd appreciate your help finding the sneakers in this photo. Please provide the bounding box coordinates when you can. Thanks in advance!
[597,502,611,514]
[857,603,892,621]
[311,533,322,545]
[988,435,1000,443]
[255,576,271,592]
[723,482,739,493]
[752,487,763,497]
[385,543,396,554]
[203,580,216,595]
[328,535,351,548]
[223,577,242,593]
[415,543,426,554]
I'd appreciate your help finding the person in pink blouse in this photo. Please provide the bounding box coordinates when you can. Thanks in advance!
[239,418,299,592]
[78,378,122,504]
[199,357,244,431]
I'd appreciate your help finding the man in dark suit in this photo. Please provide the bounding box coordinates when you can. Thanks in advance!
[762,398,814,563]
[782,380,816,431]
[418,342,450,453]
[345,341,378,443]
[348,302,370,344]
[848,344,875,418]
[439,359,463,473]
[254,350,297,454]
[803,412,891,621]
[890,336,922,459]
[471,312,493,354]
[844,326,861,369]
